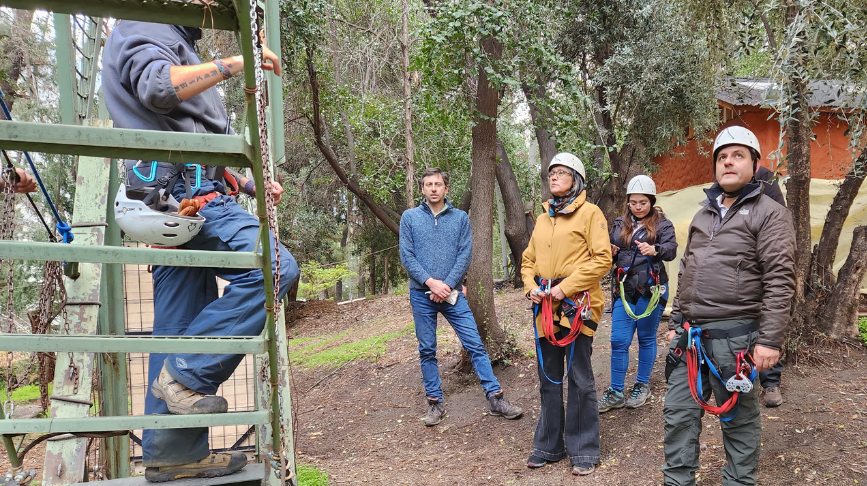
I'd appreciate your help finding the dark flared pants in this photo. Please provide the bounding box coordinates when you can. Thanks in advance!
[531,332,600,466]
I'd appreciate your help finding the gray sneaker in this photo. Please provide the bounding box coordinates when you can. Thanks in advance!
[488,391,523,419]
[597,387,625,413]
[423,399,445,427]
[626,382,651,409]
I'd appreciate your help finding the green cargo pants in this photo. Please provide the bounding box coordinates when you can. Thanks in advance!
[662,319,761,486]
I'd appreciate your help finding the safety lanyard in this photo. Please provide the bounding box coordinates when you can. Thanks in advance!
[684,323,757,422]
[617,255,662,320]
[531,278,591,384]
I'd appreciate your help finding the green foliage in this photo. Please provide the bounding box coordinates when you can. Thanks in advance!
[289,324,412,368]
[859,317,867,346]
[297,462,329,485]
[298,262,356,301]
[0,383,51,402]
[557,0,720,182]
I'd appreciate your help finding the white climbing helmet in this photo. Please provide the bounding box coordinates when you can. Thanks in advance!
[114,184,205,246]
[713,126,761,160]
[626,175,657,196]
[549,152,586,181]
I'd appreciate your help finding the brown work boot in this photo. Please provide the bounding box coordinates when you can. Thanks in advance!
[151,363,228,415]
[761,386,783,408]
[488,391,523,419]
[144,452,247,483]
[423,398,446,427]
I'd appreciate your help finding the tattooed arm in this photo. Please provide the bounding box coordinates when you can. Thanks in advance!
[171,47,281,100]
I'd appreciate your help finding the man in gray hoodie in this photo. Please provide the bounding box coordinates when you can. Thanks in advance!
[102,22,299,482]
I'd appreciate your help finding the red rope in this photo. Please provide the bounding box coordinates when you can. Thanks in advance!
[539,289,590,347]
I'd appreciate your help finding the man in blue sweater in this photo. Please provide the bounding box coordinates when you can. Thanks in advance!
[102,23,300,482]
[399,167,522,426]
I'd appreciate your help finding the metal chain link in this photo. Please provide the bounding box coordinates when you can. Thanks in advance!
[248,2,290,482]
[1,167,17,418]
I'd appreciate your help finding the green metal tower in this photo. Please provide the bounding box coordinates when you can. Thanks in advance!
[0,2,295,485]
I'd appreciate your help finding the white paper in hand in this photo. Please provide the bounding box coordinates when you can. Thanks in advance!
[425,288,461,305]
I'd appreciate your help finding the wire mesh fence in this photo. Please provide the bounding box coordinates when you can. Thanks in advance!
[122,242,256,462]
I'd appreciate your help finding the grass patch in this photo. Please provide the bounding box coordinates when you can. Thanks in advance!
[859,317,867,346]
[293,325,412,368]
[297,462,329,485]
[0,383,51,402]
[289,330,352,359]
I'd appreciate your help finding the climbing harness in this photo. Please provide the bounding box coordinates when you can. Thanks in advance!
[531,278,594,385]
[680,322,757,422]
[617,255,663,320]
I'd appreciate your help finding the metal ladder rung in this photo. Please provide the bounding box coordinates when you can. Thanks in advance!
[0,334,268,355]
[0,411,269,435]
[73,464,266,486]
[0,241,263,269]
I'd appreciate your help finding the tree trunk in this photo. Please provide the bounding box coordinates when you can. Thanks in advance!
[383,252,390,294]
[811,149,867,290]
[0,9,34,113]
[458,174,473,213]
[465,36,508,360]
[784,76,814,356]
[822,226,867,340]
[369,254,376,296]
[523,83,556,201]
[305,44,401,235]
[495,139,531,288]
[336,225,349,301]
[401,0,416,209]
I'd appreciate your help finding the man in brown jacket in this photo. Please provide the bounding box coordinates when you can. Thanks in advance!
[662,126,795,486]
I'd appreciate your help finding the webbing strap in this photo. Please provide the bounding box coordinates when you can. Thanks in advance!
[685,324,758,422]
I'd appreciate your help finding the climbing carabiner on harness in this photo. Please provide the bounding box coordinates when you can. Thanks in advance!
[683,323,757,422]
[531,278,593,384]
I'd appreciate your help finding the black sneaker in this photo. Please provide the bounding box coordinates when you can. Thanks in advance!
[488,391,523,419]
[423,398,445,427]
[626,382,651,409]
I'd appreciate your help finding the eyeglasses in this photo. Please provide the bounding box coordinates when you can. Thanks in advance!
[547,169,571,180]
[628,201,650,208]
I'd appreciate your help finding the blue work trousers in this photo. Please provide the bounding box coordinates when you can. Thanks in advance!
[409,289,500,401]
[609,292,665,391]
[143,196,299,467]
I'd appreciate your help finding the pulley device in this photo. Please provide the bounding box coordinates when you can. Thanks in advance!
[683,323,757,422]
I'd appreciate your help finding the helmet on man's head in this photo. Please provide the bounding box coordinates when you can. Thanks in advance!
[713,126,761,163]
[114,184,205,246]
[626,175,656,196]
[549,153,585,181]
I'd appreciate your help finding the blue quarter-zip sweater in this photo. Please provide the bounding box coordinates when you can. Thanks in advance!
[399,199,472,291]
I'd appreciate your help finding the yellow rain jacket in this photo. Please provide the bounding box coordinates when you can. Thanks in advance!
[521,191,612,337]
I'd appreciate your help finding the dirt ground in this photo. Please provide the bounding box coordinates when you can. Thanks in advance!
[289,289,867,486]
[3,289,865,485]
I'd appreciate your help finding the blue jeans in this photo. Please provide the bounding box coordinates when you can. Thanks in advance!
[409,289,500,401]
[609,290,666,391]
[142,196,300,467]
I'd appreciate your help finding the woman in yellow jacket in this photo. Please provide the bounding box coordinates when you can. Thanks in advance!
[522,153,612,476]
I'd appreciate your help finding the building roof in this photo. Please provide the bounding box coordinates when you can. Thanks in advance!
[717,77,864,110]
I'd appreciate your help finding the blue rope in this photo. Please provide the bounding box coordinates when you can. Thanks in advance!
[687,326,757,422]
[531,279,577,385]
[0,88,73,243]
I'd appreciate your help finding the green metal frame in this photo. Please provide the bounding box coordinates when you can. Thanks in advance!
[0,1,294,484]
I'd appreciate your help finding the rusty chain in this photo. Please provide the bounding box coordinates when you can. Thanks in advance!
[2,166,17,419]
[248,2,292,482]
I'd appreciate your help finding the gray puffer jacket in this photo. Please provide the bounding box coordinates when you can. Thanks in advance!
[670,182,795,349]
